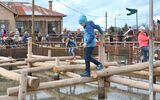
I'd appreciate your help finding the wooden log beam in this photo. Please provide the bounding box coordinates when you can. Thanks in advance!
[7,76,97,96]
[0,67,40,89]
[32,62,54,67]
[0,59,16,63]
[32,55,80,58]
[106,76,160,93]
[28,55,81,63]
[91,61,160,78]
[0,56,10,60]
[67,60,118,66]
[54,62,118,73]
[7,75,160,96]
[0,61,26,68]
[13,66,54,73]
[0,95,17,100]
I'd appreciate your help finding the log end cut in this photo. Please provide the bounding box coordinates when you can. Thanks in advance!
[53,66,58,73]
[28,77,40,89]
[91,71,98,78]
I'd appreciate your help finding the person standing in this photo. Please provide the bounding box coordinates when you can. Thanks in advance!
[118,28,124,42]
[2,30,7,45]
[138,26,149,62]
[124,26,134,41]
[109,29,113,45]
[22,32,28,43]
[37,32,42,42]
[79,14,104,77]
[15,28,20,42]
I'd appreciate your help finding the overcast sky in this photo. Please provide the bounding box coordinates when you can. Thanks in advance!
[2,0,160,31]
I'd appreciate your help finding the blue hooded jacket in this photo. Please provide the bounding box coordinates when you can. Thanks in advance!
[66,39,77,47]
[79,15,103,47]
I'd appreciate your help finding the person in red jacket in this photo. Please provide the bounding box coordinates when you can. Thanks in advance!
[138,26,149,62]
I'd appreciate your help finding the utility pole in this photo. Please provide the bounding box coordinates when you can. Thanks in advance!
[136,12,138,30]
[115,14,121,32]
[105,12,107,30]
[32,0,35,41]
[149,0,153,100]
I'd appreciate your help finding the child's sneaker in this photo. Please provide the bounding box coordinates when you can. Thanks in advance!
[80,73,90,77]
[73,55,76,60]
[94,64,104,71]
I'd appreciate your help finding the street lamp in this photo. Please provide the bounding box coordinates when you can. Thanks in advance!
[115,14,121,32]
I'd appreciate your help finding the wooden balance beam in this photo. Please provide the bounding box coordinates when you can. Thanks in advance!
[91,61,160,78]
[0,95,17,100]
[7,74,160,96]
[7,76,97,96]
[0,61,26,68]
[13,66,54,73]
[0,67,40,89]
[53,62,118,73]
[0,59,16,63]
[26,56,81,63]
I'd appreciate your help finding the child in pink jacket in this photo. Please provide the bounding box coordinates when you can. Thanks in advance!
[138,26,149,62]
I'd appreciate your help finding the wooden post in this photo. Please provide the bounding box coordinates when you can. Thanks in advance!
[98,33,105,99]
[98,34,105,64]
[54,57,60,80]
[98,78,105,98]
[128,44,133,64]
[28,37,32,76]
[8,57,13,70]
[48,49,52,57]
[18,71,27,100]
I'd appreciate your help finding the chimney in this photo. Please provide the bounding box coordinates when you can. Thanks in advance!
[49,0,53,11]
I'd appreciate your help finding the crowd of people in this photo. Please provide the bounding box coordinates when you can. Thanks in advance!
[0,19,150,63]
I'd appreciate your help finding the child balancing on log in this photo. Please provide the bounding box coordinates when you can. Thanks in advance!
[79,14,104,77]
[65,37,77,60]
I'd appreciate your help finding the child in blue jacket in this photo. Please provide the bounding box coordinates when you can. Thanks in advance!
[79,14,104,77]
[65,38,77,59]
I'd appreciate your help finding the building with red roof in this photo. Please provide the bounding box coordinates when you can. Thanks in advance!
[0,1,66,36]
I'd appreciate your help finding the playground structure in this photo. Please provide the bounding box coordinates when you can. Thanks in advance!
[0,37,160,100]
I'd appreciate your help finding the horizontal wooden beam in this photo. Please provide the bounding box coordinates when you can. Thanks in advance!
[7,76,97,96]
[0,61,26,68]
[0,95,17,100]
[0,59,16,63]
[25,56,81,63]
[7,74,160,96]
[54,62,118,73]
[13,66,54,73]
[0,67,39,89]
[91,61,160,78]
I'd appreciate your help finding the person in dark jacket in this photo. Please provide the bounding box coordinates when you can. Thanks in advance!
[79,14,104,77]
[22,32,28,43]
[65,38,77,59]
[118,28,124,42]
[123,26,134,41]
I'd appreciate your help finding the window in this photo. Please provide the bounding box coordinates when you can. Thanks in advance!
[48,21,55,33]
[16,21,23,33]
[34,21,39,34]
